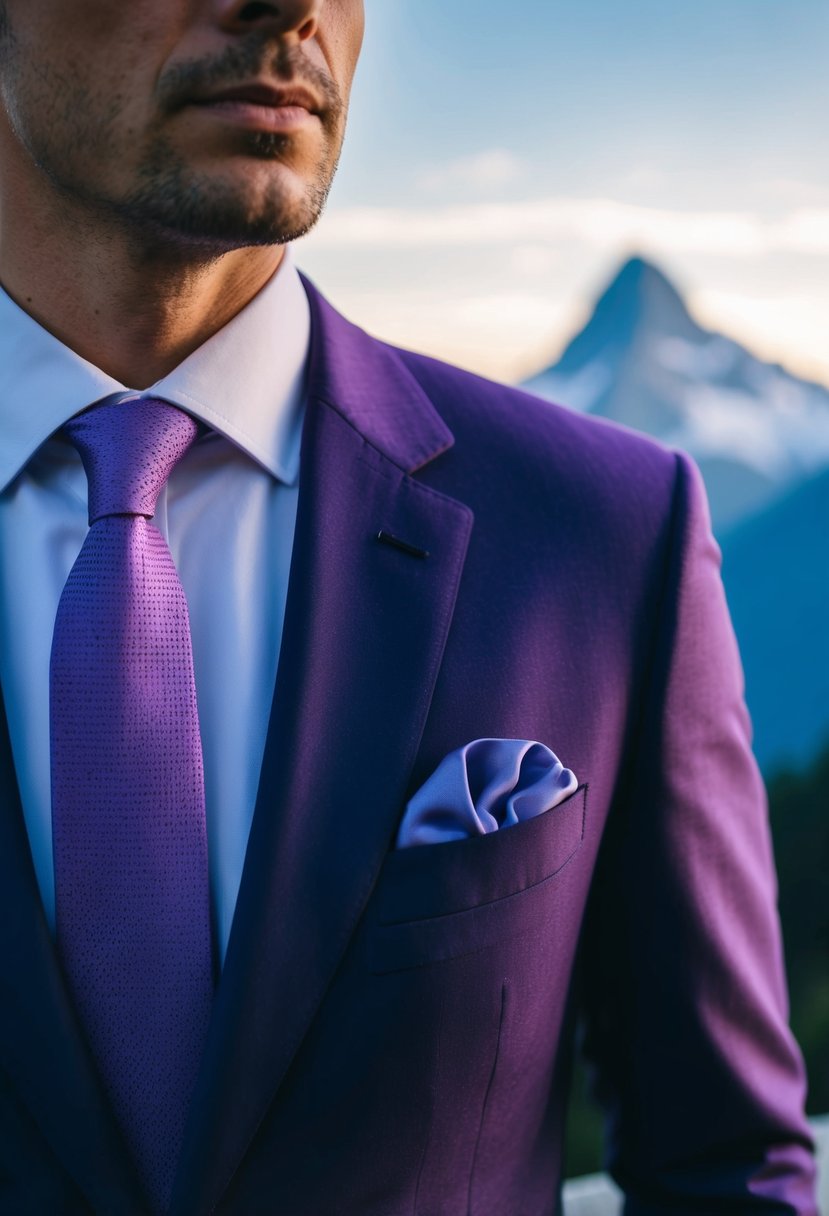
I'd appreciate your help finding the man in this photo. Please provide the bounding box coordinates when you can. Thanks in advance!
[0,1,817,1213]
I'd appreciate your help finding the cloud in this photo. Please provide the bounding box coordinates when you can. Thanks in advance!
[339,288,573,383]
[777,209,829,254]
[509,244,561,277]
[762,178,829,207]
[303,196,829,260]
[297,194,829,389]
[415,148,526,193]
[691,288,829,386]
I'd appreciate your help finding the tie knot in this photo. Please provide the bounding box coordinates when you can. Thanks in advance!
[63,395,200,524]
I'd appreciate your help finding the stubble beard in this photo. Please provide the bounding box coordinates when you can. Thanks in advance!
[118,39,348,257]
[114,126,343,258]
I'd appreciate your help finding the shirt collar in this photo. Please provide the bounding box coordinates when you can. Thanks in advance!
[0,243,310,493]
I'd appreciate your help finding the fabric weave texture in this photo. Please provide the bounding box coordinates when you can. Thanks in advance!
[49,394,215,1214]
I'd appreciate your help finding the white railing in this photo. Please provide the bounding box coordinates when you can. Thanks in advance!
[562,1116,829,1215]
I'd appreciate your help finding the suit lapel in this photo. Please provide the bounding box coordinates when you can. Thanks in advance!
[0,689,148,1212]
[171,279,473,1215]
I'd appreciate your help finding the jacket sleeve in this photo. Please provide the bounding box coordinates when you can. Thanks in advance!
[578,448,818,1213]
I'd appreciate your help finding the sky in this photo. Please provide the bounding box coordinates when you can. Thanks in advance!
[295,0,829,387]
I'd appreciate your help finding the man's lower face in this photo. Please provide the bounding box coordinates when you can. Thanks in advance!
[116,114,342,250]
[0,5,350,250]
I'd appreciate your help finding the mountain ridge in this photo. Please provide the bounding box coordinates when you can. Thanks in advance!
[522,254,829,532]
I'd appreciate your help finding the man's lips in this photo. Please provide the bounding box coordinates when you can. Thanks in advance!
[193,82,322,112]
[186,82,324,132]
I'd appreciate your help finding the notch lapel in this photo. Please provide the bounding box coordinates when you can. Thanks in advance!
[171,280,474,1215]
[0,688,148,1212]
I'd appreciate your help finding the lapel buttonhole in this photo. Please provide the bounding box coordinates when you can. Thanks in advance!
[376,530,430,559]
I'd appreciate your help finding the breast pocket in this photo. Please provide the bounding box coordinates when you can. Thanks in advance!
[367,783,587,974]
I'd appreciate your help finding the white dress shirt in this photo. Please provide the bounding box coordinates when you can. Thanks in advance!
[0,245,310,969]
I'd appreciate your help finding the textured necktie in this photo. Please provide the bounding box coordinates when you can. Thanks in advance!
[50,393,215,1214]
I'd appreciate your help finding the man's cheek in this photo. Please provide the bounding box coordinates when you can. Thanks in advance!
[321,2,366,93]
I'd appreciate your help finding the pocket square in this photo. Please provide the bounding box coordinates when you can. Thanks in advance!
[396,738,578,849]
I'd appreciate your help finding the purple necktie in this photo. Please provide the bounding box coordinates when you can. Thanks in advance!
[50,394,215,1214]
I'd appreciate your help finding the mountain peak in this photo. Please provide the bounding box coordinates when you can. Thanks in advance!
[554,252,701,375]
[602,253,689,320]
[522,247,829,533]
[610,252,680,301]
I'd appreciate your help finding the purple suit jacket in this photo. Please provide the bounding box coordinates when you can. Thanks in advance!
[0,275,817,1214]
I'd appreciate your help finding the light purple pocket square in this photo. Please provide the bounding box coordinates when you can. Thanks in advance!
[395,738,578,849]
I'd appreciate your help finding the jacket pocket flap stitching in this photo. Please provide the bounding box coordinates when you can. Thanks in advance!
[376,783,588,926]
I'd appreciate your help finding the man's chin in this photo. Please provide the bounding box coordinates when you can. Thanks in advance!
[120,165,329,253]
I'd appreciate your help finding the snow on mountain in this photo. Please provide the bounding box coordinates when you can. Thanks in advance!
[522,256,829,532]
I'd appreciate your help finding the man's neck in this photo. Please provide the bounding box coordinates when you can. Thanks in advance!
[0,172,285,389]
